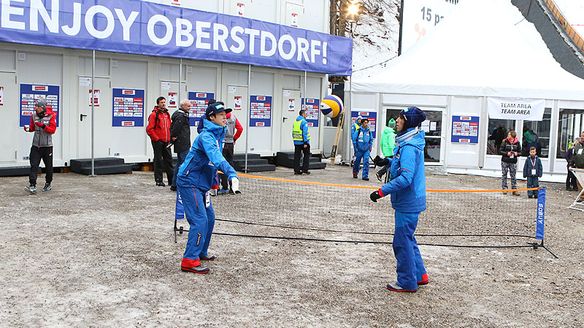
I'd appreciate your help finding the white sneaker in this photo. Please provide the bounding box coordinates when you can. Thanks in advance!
[25,185,37,194]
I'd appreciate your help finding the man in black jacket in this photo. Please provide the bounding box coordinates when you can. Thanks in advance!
[170,99,192,191]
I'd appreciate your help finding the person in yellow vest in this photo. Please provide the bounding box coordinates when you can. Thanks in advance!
[351,115,363,136]
[292,109,311,175]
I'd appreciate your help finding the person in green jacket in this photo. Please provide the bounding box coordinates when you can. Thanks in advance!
[375,118,396,181]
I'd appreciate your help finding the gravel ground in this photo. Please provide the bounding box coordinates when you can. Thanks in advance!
[0,165,583,327]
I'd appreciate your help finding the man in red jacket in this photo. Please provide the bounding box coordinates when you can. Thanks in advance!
[146,96,174,187]
[24,99,57,193]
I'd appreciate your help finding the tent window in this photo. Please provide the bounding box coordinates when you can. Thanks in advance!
[556,108,584,159]
[487,119,515,155]
[522,108,551,158]
[385,108,442,163]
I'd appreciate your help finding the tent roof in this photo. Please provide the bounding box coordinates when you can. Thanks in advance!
[352,0,584,101]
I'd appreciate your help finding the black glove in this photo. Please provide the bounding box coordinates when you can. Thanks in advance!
[370,190,382,202]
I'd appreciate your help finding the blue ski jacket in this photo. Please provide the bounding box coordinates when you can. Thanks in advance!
[177,118,237,191]
[353,126,373,153]
[379,128,426,213]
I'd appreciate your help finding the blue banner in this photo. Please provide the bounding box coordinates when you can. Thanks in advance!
[19,84,60,127]
[535,187,546,241]
[187,92,214,127]
[249,95,272,127]
[112,88,144,127]
[451,116,479,143]
[351,110,377,138]
[303,98,320,127]
[0,0,352,75]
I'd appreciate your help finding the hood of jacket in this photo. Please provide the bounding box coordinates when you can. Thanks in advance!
[397,127,425,151]
[506,136,519,144]
[202,118,226,140]
[152,106,168,114]
[296,115,306,122]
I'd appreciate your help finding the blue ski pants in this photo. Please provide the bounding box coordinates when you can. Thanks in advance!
[393,211,426,290]
[178,186,215,260]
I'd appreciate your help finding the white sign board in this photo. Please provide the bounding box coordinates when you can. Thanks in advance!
[487,98,545,121]
[401,0,461,53]
[89,89,101,107]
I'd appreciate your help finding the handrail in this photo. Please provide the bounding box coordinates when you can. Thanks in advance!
[543,0,584,55]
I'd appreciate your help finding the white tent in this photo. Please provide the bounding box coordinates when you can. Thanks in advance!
[352,0,584,100]
[348,0,584,181]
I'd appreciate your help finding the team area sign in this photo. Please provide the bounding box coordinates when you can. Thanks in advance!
[487,97,545,121]
[0,0,352,75]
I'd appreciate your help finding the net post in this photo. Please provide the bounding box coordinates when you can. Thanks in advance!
[534,187,546,243]
[174,218,178,243]
[528,187,546,250]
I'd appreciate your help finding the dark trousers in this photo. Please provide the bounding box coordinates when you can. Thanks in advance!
[152,141,174,184]
[172,150,188,188]
[294,144,311,173]
[220,143,235,190]
[567,165,578,189]
[29,146,53,186]
[527,177,539,197]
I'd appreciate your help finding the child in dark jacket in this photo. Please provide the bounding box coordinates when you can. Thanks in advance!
[522,146,543,198]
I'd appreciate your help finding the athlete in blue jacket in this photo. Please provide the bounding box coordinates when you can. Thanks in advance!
[352,119,374,180]
[177,102,240,274]
[370,107,428,292]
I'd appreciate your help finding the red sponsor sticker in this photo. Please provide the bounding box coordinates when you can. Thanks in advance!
[32,85,48,91]
[122,89,136,95]
[122,121,135,127]
[196,93,206,98]
[255,122,265,127]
